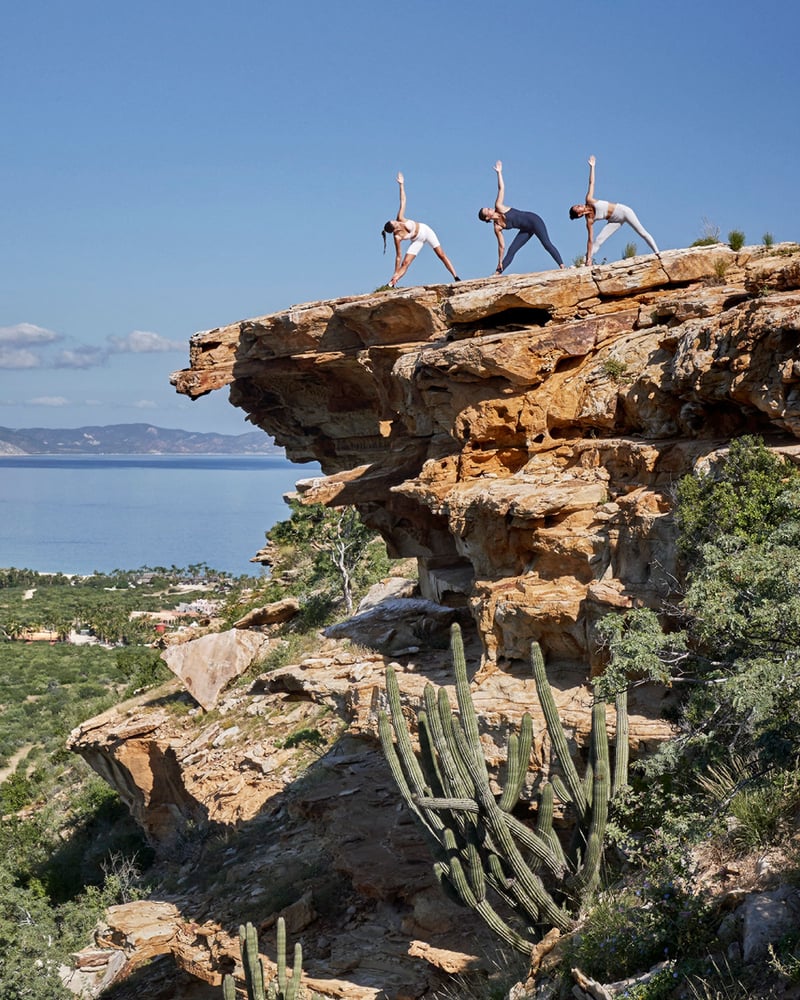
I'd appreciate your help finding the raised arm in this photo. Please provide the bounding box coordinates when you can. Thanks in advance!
[585,155,596,205]
[494,160,510,213]
[395,171,406,221]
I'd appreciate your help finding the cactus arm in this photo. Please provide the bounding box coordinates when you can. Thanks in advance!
[286,942,303,1000]
[530,642,588,819]
[449,720,572,930]
[378,710,421,816]
[499,713,533,812]
[222,975,236,1000]
[436,686,476,796]
[383,665,431,799]
[612,690,629,797]
[536,782,567,868]
[440,829,536,953]
[415,796,481,812]
[418,709,446,798]
[239,923,266,1000]
[451,624,491,787]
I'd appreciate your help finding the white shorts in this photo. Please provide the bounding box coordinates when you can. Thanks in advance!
[406,222,440,257]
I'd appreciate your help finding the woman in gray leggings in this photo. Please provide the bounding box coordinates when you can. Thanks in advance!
[569,155,659,265]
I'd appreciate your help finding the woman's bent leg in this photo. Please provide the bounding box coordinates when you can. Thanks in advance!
[591,221,622,257]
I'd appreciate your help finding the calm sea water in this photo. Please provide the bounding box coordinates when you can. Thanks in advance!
[0,455,321,577]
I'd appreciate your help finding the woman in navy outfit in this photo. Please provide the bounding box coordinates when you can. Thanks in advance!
[478,160,564,274]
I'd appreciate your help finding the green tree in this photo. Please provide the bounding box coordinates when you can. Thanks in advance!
[265,498,382,615]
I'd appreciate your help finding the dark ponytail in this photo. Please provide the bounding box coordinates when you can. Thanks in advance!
[382,221,394,253]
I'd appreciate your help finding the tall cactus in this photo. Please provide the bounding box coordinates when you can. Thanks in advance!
[379,624,629,953]
[222,917,308,1000]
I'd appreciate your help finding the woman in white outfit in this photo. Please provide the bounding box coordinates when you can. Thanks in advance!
[382,172,460,287]
[570,155,659,265]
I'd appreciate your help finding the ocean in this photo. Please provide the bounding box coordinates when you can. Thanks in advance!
[0,455,321,577]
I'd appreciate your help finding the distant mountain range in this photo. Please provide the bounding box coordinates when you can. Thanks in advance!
[0,424,282,456]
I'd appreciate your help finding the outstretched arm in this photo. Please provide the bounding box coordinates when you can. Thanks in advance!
[585,218,594,265]
[395,171,406,221]
[394,235,403,271]
[582,156,597,264]
[585,155,596,204]
[494,223,505,272]
[494,160,510,213]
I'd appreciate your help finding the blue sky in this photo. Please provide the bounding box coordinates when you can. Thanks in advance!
[2,0,798,436]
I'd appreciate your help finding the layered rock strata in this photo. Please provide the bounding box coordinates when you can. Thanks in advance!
[171,244,800,668]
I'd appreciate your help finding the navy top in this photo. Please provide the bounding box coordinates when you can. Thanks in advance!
[503,208,544,232]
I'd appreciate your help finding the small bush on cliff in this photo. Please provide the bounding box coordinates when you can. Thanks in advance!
[690,218,720,247]
[763,231,775,247]
[728,229,746,251]
[622,241,637,259]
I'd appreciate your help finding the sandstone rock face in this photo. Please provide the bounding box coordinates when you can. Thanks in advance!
[172,244,800,669]
[161,628,273,710]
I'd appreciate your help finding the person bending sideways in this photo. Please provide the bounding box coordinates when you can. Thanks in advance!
[382,172,460,287]
[478,160,564,274]
[569,155,659,266]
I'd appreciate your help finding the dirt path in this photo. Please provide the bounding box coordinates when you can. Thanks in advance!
[0,743,33,784]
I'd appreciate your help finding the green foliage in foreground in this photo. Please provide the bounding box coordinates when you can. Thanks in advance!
[567,435,800,986]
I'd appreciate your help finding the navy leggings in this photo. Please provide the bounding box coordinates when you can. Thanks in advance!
[503,211,563,269]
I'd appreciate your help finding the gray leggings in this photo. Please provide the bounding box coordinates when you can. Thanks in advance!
[592,203,659,256]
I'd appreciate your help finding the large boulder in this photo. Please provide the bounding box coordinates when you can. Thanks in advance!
[161,629,272,710]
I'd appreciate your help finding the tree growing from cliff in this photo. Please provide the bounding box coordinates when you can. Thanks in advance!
[264,497,387,617]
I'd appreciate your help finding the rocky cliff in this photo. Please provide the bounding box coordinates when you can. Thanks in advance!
[64,245,800,998]
[171,243,800,669]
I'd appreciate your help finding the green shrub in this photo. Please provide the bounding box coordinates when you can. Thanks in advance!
[622,242,638,259]
[763,232,774,247]
[691,219,720,247]
[713,257,730,279]
[728,230,746,251]
[675,436,800,557]
[565,878,709,982]
[601,357,630,382]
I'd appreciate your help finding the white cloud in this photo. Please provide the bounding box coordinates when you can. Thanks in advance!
[0,324,184,371]
[28,396,71,407]
[0,347,42,369]
[108,330,185,354]
[0,323,60,346]
[133,399,158,409]
[53,346,109,369]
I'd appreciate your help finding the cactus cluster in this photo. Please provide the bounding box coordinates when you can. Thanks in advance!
[378,624,629,953]
[222,918,307,1000]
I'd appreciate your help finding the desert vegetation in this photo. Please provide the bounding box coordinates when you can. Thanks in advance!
[6,447,800,998]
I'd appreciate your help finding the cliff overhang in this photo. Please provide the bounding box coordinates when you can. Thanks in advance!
[172,245,800,668]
